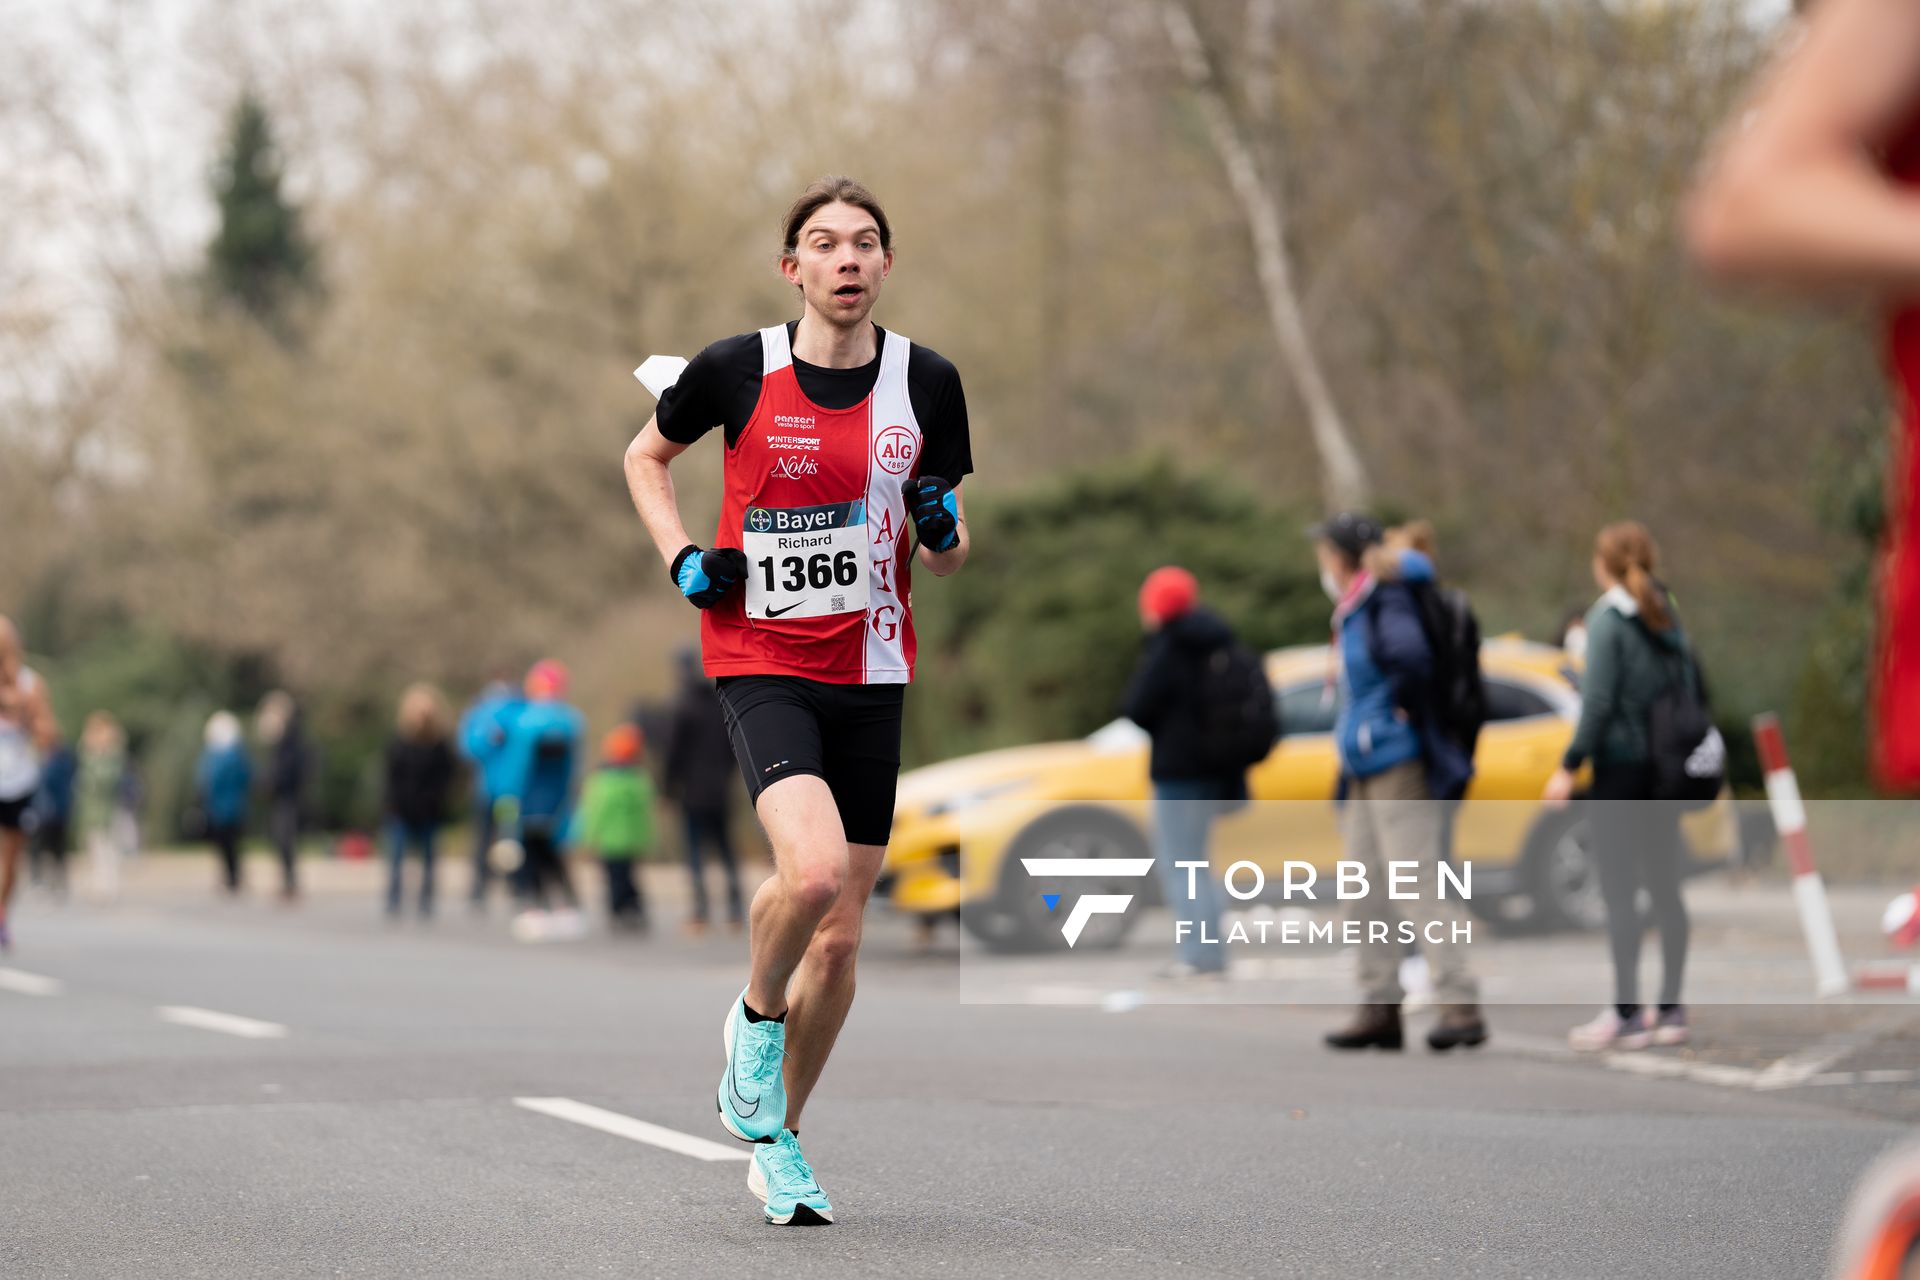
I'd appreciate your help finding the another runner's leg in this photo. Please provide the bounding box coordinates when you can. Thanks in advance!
[0,828,20,932]
[781,840,885,1129]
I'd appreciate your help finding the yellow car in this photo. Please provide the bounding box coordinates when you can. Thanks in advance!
[883,637,1737,951]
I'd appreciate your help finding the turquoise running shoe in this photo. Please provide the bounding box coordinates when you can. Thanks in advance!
[748,1130,833,1225]
[716,989,786,1143]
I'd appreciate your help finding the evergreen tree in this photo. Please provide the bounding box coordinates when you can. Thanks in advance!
[206,92,315,323]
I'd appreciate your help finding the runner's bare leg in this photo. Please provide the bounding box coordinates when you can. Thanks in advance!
[0,829,22,923]
[782,841,885,1128]
[745,775,849,1017]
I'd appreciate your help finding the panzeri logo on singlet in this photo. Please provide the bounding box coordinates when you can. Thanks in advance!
[874,425,916,476]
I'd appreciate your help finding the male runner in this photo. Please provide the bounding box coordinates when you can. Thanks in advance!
[1686,0,1920,788]
[623,177,972,1225]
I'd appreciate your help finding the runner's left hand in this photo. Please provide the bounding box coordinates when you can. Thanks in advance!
[904,476,959,552]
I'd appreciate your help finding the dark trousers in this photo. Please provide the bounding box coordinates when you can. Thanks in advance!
[29,819,69,896]
[520,825,576,910]
[1588,763,1690,1010]
[601,857,645,926]
[269,797,300,895]
[211,823,243,891]
[469,798,497,904]
[386,818,439,916]
[684,807,743,924]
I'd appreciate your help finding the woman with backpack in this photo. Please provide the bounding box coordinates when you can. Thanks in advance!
[1544,522,1703,1051]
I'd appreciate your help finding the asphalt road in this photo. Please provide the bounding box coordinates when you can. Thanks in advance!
[2,859,1914,1279]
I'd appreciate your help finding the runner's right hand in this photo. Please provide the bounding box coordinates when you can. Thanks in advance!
[670,545,749,609]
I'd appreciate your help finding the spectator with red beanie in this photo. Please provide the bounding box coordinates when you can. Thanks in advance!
[1121,566,1258,979]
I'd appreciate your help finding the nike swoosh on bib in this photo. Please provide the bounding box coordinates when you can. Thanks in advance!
[764,601,806,618]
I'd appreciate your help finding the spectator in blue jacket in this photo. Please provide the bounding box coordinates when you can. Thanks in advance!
[458,676,524,909]
[1313,514,1485,1055]
[27,733,76,899]
[196,711,253,894]
[501,660,584,912]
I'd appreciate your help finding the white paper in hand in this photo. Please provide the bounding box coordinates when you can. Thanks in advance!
[634,355,689,399]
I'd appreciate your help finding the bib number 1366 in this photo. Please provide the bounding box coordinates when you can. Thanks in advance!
[741,500,870,621]
[758,550,859,594]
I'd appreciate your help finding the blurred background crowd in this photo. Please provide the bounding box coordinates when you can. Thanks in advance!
[0,0,1881,862]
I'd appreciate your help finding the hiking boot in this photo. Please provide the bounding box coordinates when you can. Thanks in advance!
[1426,1003,1489,1052]
[1324,1003,1403,1051]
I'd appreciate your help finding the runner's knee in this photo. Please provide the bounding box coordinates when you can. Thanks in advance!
[808,923,860,979]
[786,858,845,915]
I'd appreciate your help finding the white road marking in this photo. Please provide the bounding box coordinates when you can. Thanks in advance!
[513,1097,750,1163]
[0,967,64,996]
[156,1006,289,1039]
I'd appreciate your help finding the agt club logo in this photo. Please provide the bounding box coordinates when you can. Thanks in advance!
[874,426,916,476]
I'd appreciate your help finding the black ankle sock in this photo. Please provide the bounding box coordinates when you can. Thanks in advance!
[1657,1003,1680,1015]
[743,1002,786,1024]
[1616,1003,1642,1021]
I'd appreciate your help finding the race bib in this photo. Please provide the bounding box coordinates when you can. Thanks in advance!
[742,500,870,621]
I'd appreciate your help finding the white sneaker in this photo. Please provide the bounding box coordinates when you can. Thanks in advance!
[1568,1008,1653,1052]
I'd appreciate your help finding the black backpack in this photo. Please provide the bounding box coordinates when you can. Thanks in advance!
[1633,619,1725,810]
[1192,641,1281,774]
[1370,581,1488,761]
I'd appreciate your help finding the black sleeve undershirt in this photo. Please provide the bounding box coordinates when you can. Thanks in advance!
[653,322,973,484]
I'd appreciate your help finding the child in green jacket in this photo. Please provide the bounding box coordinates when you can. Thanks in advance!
[573,725,655,931]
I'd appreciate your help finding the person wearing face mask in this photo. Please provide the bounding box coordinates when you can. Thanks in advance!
[1312,514,1486,1054]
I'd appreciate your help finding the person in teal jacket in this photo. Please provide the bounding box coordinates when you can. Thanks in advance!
[500,661,584,910]
[195,711,252,894]
[573,725,655,931]
[458,678,524,909]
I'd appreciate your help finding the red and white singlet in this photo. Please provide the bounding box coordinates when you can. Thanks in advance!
[1880,125,1920,787]
[700,324,924,685]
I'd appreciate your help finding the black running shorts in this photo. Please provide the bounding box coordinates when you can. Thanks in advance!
[715,675,905,847]
[0,795,28,832]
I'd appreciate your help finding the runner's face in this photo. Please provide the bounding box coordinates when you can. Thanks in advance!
[784,202,891,329]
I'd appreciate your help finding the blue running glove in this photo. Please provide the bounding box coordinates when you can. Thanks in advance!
[670,544,748,609]
[903,476,960,552]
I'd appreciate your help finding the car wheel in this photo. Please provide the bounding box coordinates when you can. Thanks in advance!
[1521,808,1606,933]
[962,814,1151,954]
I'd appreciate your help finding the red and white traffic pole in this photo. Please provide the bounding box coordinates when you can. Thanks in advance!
[1753,713,1852,997]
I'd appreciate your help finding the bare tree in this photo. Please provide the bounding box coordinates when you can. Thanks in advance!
[1159,0,1370,510]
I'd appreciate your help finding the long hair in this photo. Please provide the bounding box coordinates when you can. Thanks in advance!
[1596,521,1672,632]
